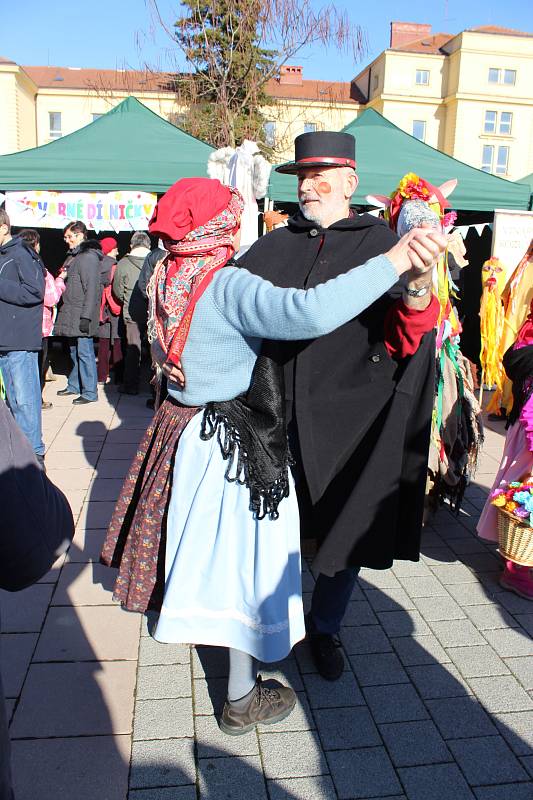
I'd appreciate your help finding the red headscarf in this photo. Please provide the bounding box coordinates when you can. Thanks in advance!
[147,178,244,367]
[149,178,232,241]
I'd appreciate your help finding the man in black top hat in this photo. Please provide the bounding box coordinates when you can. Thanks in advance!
[237,130,439,680]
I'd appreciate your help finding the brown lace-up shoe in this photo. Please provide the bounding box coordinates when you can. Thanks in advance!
[219,676,296,736]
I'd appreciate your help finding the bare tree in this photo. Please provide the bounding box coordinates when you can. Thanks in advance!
[147,0,366,149]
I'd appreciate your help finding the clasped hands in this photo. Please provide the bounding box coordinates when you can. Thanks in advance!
[387,223,448,288]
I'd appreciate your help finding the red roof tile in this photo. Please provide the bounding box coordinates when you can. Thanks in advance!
[21,65,178,93]
[467,25,532,37]
[389,32,454,54]
[21,65,359,104]
[266,77,360,104]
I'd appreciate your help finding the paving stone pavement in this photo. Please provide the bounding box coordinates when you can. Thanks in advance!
[1,380,532,800]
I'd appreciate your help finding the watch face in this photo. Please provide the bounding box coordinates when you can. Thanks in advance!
[406,285,428,297]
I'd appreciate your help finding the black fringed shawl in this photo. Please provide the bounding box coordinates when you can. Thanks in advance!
[200,352,292,520]
[503,343,533,427]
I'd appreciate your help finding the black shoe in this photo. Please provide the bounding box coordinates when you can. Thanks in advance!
[146,398,155,410]
[118,385,139,396]
[72,396,98,405]
[306,618,344,681]
[57,388,77,396]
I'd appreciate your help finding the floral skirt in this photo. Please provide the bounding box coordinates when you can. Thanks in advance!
[100,398,199,612]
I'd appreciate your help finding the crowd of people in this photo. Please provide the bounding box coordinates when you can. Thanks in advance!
[0,213,164,472]
[1,130,532,798]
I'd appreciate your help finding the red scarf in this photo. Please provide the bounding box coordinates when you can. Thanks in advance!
[148,179,244,366]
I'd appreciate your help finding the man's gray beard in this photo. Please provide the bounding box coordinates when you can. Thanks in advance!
[299,201,326,227]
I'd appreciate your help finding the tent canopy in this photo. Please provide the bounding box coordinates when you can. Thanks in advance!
[0,97,214,192]
[268,109,531,212]
[519,172,533,209]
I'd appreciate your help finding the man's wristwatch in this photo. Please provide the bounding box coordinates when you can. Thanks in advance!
[404,283,432,298]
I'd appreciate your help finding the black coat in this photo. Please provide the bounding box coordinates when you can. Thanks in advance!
[54,240,103,338]
[97,255,120,340]
[240,211,435,574]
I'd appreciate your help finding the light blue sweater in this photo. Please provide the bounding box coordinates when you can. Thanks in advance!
[167,255,397,406]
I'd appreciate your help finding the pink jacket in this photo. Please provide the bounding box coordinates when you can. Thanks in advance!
[42,271,66,337]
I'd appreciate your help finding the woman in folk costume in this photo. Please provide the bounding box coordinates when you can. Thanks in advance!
[101,177,444,734]
[368,173,483,513]
[477,300,533,599]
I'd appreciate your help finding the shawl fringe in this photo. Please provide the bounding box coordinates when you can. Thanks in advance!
[200,352,292,521]
[200,404,291,521]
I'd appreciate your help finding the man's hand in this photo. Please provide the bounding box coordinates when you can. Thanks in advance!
[403,222,448,289]
[161,360,185,388]
[79,317,90,335]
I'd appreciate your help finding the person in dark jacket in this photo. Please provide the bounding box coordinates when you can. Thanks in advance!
[54,221,103,404]
[0,209,46,467]
[113,231,151,395]
[0,396,74,800]
[239,132,438,680]
[138,244,167,408]
[138,244,166,300]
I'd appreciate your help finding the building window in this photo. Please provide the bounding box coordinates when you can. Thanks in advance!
[49,112,62,139]
[504,69,516,85]
[373,74,379,90]
[412,120,426,142]
[484,111,497,134]
[303,122,317,134]
[481,144,494,172]
[415,69,430,85]
[481,144,510,175]
[488,67,517,85]
[264,121,276,147]
[495,145,509,175]
[484,111,513,136]
[92,113,103,122]
[499,112,512,135]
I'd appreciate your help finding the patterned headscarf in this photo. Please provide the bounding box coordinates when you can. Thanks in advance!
[147,179,244,367]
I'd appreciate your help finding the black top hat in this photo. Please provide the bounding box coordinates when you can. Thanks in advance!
[275,131,356,175]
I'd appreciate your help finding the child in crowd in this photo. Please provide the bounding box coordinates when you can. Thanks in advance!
[477,300,533,600]
[97,237,123,385]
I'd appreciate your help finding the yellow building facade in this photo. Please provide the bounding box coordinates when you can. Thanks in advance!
[0,22,532,180]
[353,23,533,181]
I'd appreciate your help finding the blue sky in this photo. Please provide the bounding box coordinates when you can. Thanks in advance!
[1,0,531,81]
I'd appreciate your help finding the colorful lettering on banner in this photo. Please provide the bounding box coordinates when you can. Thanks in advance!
[5,190,157,232]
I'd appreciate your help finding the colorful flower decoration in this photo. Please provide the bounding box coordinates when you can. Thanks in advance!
[491,479,533,526]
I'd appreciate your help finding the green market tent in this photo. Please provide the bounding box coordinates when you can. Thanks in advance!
[518,172,533,209]
[268,109,531,212]
[0,96,214,192]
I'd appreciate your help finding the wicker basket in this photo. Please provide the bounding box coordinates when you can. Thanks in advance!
[497,508,533,566]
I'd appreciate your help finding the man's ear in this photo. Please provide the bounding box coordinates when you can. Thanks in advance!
[346,170,359,199]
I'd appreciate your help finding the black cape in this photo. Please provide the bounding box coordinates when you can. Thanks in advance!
[240,211,435,574]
